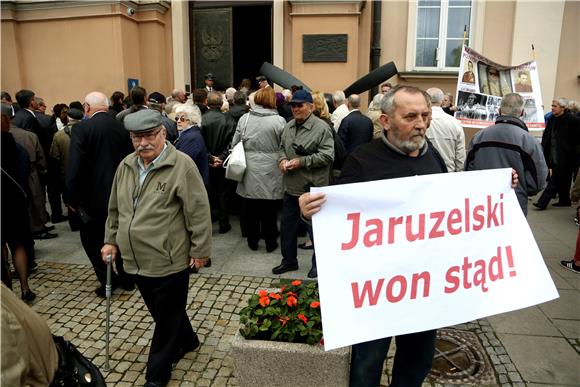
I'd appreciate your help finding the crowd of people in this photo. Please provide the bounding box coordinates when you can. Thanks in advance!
[1,74,579,387]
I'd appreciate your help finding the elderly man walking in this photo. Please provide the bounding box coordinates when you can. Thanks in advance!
[101,109,212,387]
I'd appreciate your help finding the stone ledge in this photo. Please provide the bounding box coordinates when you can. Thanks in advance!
[232,331,350,387]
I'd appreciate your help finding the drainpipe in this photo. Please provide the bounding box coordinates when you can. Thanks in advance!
[370,0,382,98]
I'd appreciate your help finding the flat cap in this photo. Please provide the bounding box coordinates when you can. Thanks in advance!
[205,73,215,80]
[124,109,162,133]
[256,75,267,82]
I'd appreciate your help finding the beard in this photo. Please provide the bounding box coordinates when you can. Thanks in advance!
[390,128,426,154]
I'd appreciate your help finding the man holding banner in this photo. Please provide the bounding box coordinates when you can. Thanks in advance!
[300,85,524,387]
[301,85,447,387]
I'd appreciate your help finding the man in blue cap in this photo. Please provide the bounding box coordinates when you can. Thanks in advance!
[101,109,212,387]
[273,89,334,278]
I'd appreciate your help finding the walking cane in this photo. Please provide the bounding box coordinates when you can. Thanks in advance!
[104,254,112,372]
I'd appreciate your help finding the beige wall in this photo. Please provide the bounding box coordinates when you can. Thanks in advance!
[1,1,173,111]
[285,1,370,106]
[554,0,580,101]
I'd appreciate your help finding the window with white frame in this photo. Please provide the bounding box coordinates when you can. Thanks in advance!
[414,0,473,70]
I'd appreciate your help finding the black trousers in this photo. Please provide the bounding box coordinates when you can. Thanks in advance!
[208,167,230,228]
[537,164,574,207]
[135,269,196,383]
[79,218,129,287]
[242,198,279,246]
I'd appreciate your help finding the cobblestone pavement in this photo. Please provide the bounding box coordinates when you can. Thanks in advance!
[28,262,277,386]
[21,261,536,387]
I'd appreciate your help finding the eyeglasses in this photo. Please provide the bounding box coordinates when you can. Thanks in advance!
[175,115,188,122]
[130,128,162,142]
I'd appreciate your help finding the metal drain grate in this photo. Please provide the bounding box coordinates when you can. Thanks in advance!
[428,328,496,385]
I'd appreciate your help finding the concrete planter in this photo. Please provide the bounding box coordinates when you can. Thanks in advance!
[232,331,350,387]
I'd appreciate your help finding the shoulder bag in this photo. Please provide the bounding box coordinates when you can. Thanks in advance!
[223,113,250,182]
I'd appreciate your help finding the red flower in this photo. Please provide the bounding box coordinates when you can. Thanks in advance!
[286,291,297,297]
[310,301,320,308]
[269,292,281,300]
[259,296,270,307]
[287,296,297,307]
[297,313,308,324]
[258,290,268,298]
[291,280,302,286]
[280,286,286,292]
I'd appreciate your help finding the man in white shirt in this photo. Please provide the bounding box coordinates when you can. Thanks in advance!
[330,90,349,132]
[426,88,465,172]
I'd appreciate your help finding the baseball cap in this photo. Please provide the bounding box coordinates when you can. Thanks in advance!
[290,90,313,104]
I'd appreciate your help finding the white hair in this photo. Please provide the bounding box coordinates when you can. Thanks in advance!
[369,93,383,110]
[175,103,202,126]
[225,87,236,102]
[333,90,346,104]
[84,91,109,109]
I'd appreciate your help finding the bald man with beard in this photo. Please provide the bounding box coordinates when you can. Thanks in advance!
[67,91,135,297]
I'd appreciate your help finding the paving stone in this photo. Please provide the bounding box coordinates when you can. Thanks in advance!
[508,371,523,382]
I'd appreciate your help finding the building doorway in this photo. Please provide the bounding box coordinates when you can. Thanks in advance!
[191,2,272,91]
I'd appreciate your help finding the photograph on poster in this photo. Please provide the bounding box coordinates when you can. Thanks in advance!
[523,98,538,122]
[457,46,545,129]
[461,60,476,84]
[486,96,502,122]
[479,65,512,97]
[515,70,533,93]
[455,91,488,120]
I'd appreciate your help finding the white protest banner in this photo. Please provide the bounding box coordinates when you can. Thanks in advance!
[312,169,558,351]
[455,46,545,132]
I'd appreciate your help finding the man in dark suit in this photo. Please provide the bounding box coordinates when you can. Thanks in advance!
[67,91,135,297]
[13,89,41,133]
[337,94,374,155]
[201,91,236,233]
[13,89,56,240]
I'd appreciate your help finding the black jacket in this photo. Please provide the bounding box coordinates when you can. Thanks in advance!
[201,108,236,160]
[337,110,374,155]
[226,104,249,126]
[66,111,133,220]
[339,138,446,185]
[541,112,580,168]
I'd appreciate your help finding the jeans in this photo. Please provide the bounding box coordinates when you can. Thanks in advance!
[350,330,437,387]
[280,193,315,268]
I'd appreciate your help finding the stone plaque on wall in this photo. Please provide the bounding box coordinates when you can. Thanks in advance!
[303,34,347,62]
